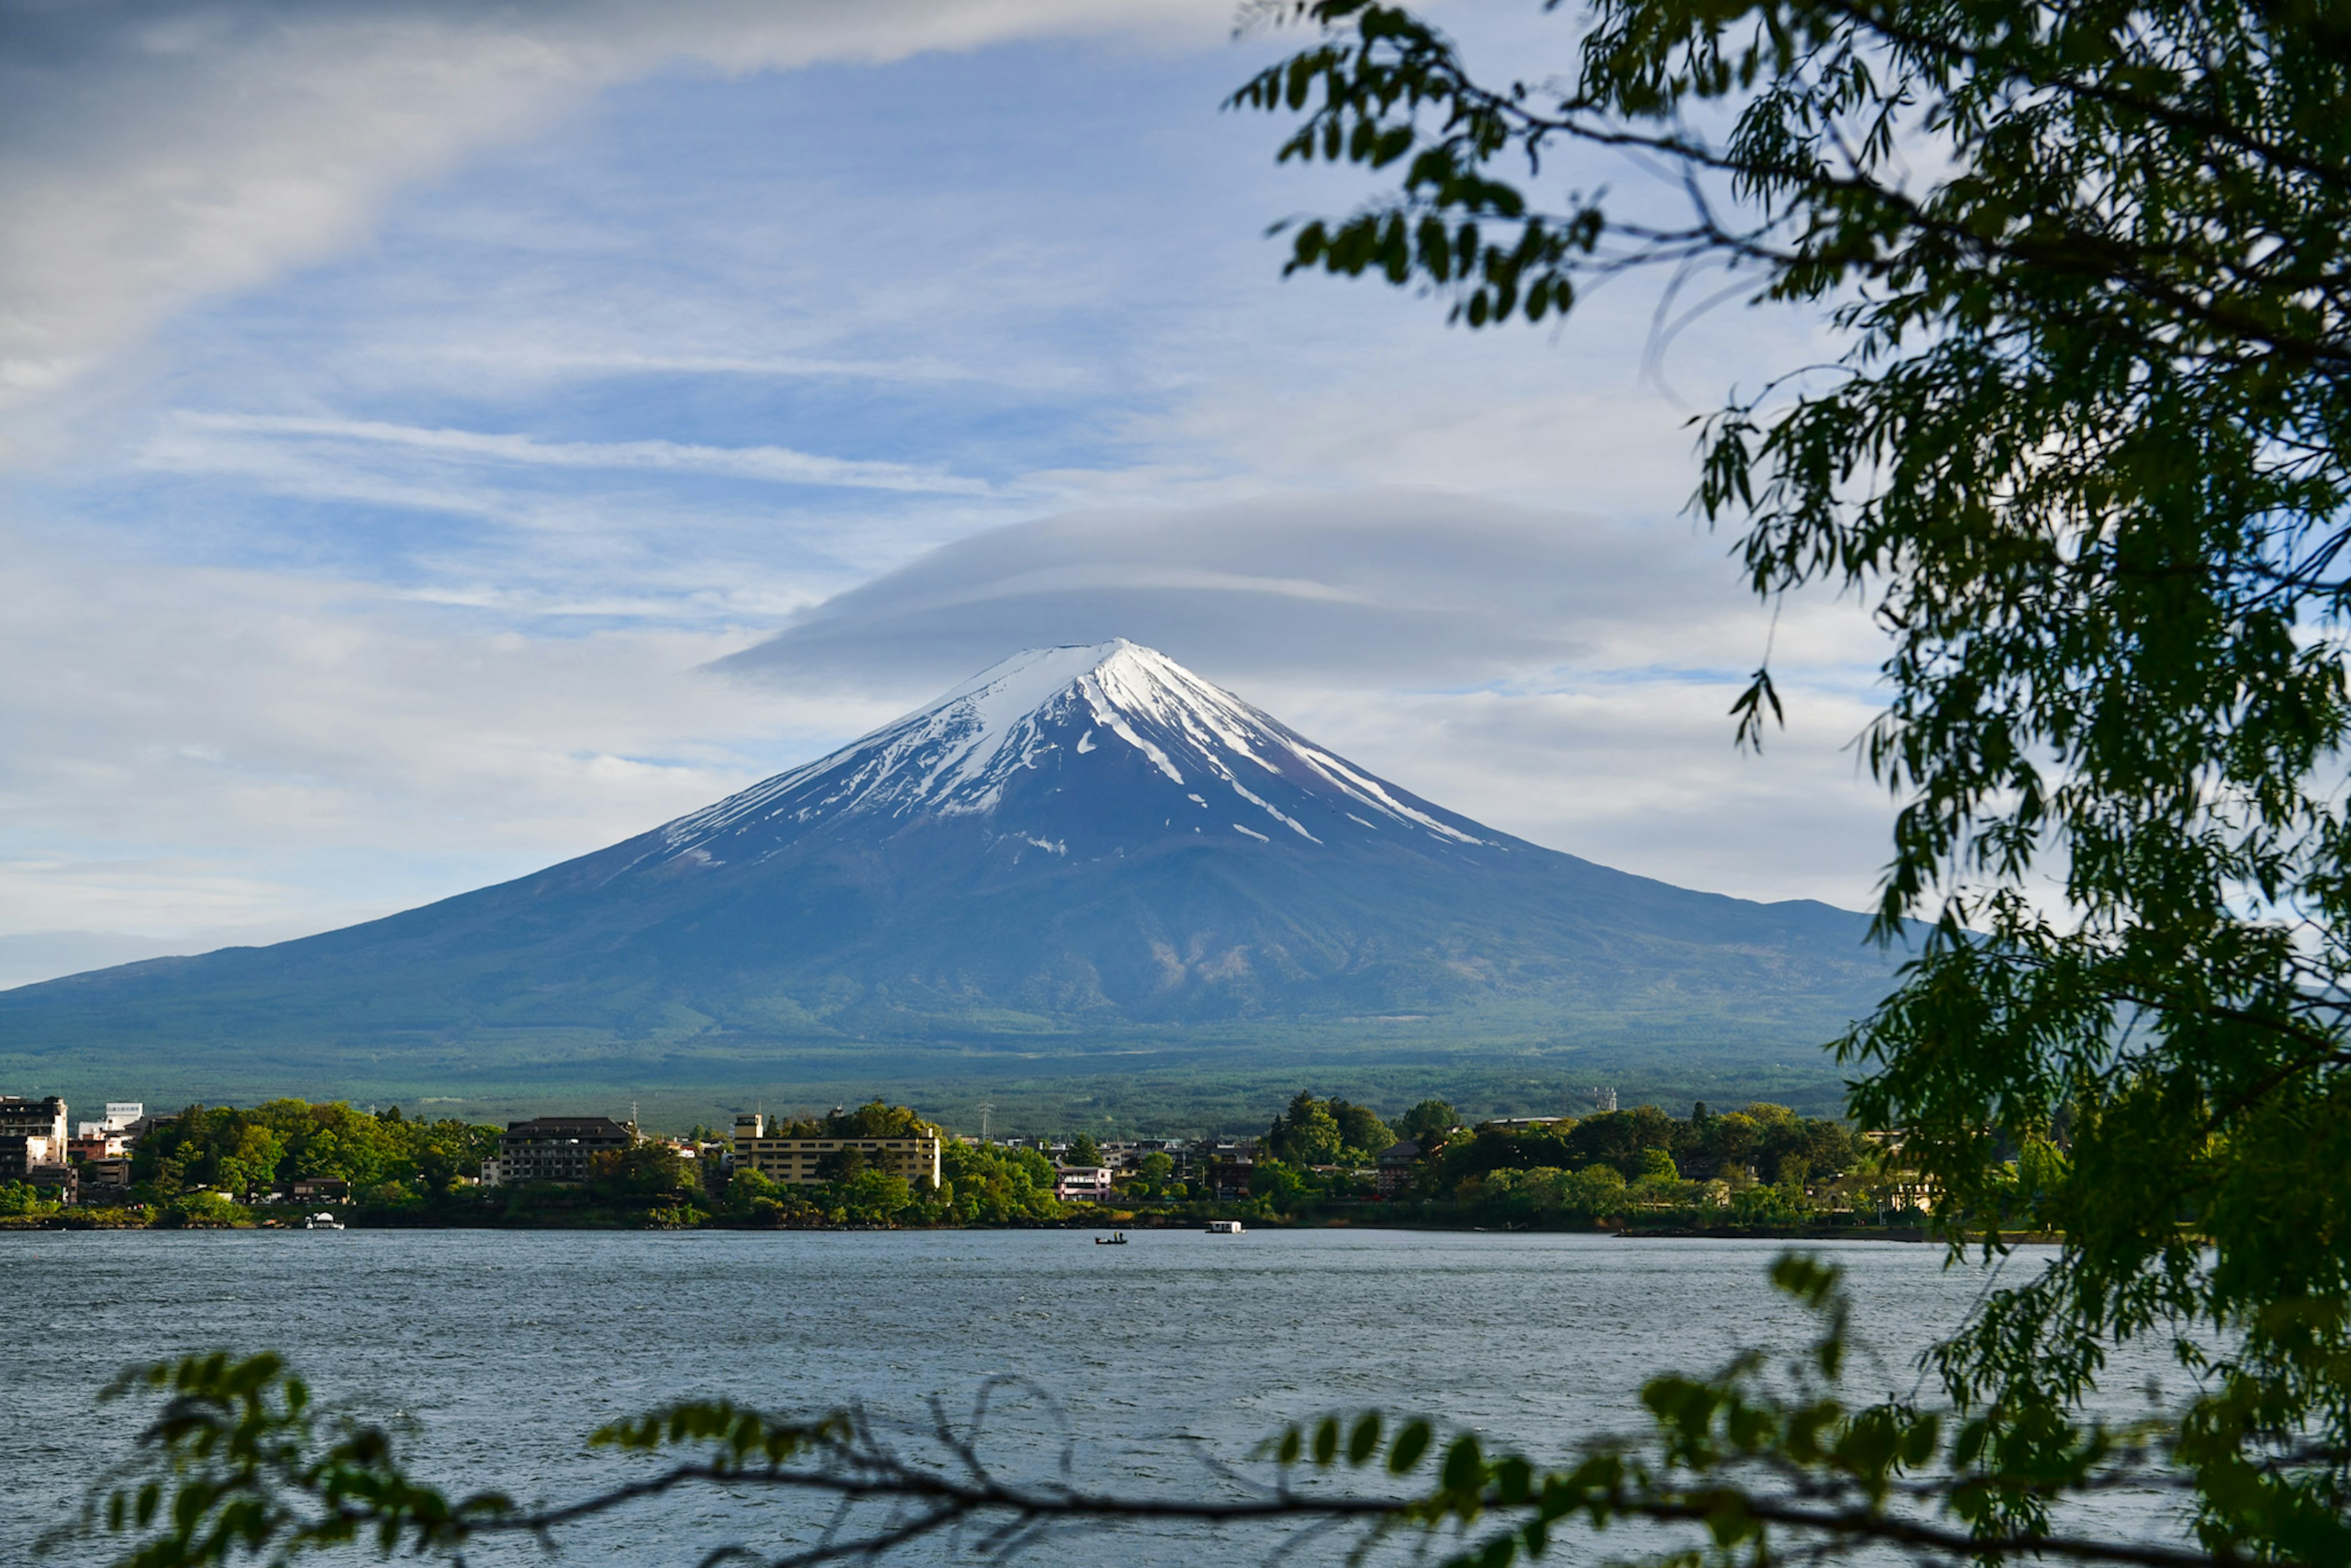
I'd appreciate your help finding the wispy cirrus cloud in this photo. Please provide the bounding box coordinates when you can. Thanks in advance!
[0,0,1226,459]
[370,342,1081,392]
[149,412,997,496]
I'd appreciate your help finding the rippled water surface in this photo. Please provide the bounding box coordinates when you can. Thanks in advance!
[9,1229,2138,1563]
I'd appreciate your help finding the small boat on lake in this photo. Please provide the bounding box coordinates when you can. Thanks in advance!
[304,1212,345,1231]
[1204,1220,1243,1235]
[1095,1232,1128,1245]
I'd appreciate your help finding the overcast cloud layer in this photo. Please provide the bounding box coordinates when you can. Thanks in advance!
[0,1,1890,989]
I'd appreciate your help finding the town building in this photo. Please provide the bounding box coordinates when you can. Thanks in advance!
[26,1162,76,1204]
[731,1114,941,1188]
[1204,1154,1256,1200]
[77,1103,144,1138]
[1054,1165,1114,1204]
[1100,1138,1187,1172]
[495,1116,639,1185]
[0,1097,68,1182]
[1376,1138,1421,1196]
[3,1136,62,1184]
[691,1141,731,1196]
[81,1158,133,1196]
[1,1095,68,1146]
[119,1111,170,1145]
[69,1133,129,1163]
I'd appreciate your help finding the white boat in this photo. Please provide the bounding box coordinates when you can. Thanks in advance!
[304,1212,345,1231]
[1204,1219,1243,1234]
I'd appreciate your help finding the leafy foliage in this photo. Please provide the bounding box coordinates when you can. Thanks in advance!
[1397,1097,1457,1144]
[588,1142,703,1202]
[64,1352,512,1567]
[1420,1103,1857,1190]
[1389,1103,1894,1226]
[1264,1089,1395,1165]
[132,1103,498,1204]
[0,1177,67,1218]
[762,1100,942,1142]
[938,1140,1065,1225]
[1235,0,2351,1555]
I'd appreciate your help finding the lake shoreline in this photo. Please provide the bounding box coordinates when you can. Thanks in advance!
[0,1210,2044,1244]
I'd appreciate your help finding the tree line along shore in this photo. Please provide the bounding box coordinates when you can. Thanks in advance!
[0,1089,2036,1235]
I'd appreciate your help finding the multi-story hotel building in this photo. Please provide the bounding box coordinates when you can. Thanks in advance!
[494,1116,638,1185]
[0,1096,69,1182]
[732,1114,941,1188]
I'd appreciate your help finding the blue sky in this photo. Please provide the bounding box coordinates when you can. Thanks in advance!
[0,1,1891,986]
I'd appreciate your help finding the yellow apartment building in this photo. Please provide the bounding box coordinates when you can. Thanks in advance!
[732,1113,942,1187]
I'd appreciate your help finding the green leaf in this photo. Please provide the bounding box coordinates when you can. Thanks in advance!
[1440,1432,1485,1494]
[1313,1416,1340,1466]
[1389,1418,1431,1474]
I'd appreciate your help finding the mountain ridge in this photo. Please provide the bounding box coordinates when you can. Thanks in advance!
[0,641,1893,1102]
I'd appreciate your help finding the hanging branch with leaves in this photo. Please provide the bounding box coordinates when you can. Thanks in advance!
[1232,4,2351,1559]
[62,1258,2242,1568]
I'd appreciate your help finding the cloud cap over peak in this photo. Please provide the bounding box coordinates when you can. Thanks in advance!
[712,490,1829,696]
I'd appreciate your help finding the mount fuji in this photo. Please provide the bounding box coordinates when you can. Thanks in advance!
[0,641,1895,1101]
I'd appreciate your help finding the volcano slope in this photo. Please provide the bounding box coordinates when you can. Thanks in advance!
[0,642,1897,1103]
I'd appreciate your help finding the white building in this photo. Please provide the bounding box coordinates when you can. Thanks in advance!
[1055,1166,1114,1204]
[78,1103,146,1139]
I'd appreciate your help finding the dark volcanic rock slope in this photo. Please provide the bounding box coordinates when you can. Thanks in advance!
[0,642,1892,1066]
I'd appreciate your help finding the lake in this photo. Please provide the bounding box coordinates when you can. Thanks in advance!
[4,1229,2172,1564]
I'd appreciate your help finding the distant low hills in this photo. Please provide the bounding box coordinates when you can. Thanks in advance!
[0,642,1894,1114]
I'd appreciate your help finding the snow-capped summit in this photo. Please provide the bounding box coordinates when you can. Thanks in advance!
[651,639,1494,869]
